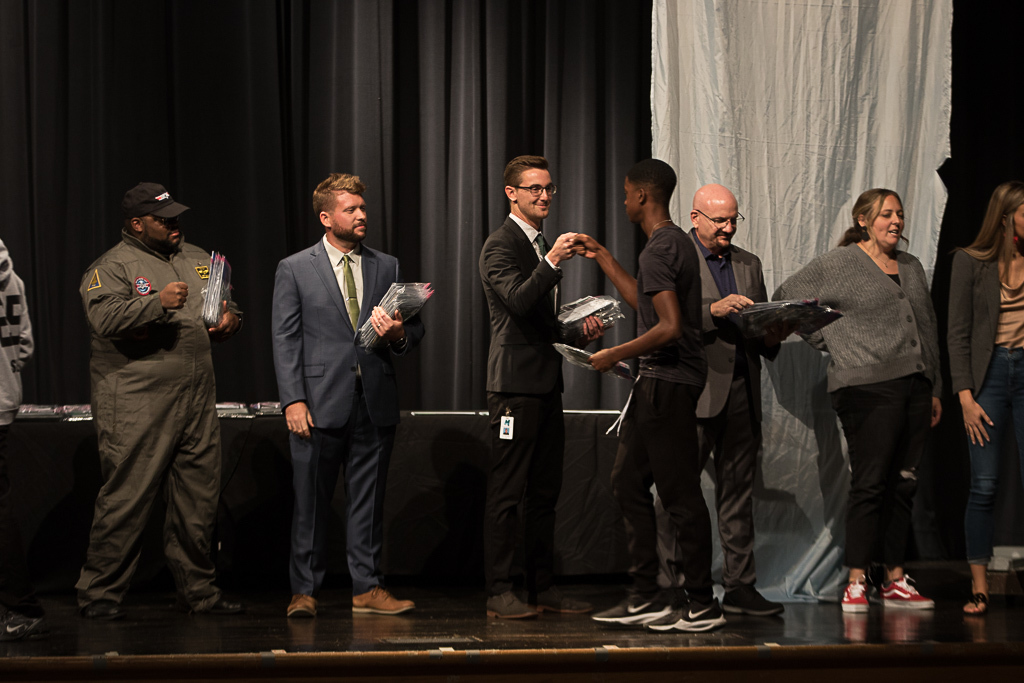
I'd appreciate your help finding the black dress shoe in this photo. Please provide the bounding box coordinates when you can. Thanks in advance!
[81,600,126,620]
[176,595,244,615]
[202,597,244,615]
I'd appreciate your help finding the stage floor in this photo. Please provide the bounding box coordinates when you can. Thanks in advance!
[3,564,1023,681]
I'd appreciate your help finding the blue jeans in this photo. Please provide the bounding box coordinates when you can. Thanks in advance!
[965,346,1024,564]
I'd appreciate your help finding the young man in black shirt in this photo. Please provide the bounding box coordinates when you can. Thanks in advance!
[574,159,724,632]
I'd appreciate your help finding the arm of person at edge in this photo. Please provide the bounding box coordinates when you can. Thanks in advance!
[589,289,681,373]
[270,259,315,440]
[948,253,991,444]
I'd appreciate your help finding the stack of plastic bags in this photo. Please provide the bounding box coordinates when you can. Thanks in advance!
[553,343,635,380]
[358,282,434,347]
[734,299,842,338]
[201,252,232,327]
[557,295,625,342]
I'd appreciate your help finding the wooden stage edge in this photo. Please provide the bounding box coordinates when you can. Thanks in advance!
[3,643,1024,683]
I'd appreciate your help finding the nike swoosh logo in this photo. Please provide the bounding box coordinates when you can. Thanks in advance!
[688,606,713,619]
[627,602,652,614]
[6,625,21,634]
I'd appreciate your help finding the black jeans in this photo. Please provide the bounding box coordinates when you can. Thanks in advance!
[831,374,932,570]
[0,425,43,617]
[612,377,712,599]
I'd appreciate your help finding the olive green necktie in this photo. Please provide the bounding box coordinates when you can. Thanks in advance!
[342,254,359,330]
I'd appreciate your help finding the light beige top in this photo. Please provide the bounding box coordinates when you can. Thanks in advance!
[996,270,1024,348]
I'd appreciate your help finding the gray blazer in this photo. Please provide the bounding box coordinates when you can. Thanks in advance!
[690,231,779,421]
[272,240,424,428]
[948,249,1002,394]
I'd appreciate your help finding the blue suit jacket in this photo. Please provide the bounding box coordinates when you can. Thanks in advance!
[271,239,424,428]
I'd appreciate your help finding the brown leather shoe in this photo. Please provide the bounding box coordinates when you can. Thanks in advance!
[287,594,317,618]
[352,586,415,615]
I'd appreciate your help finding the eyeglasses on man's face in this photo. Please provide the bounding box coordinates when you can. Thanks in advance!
[515,184,558,197]
[695,208,744,227]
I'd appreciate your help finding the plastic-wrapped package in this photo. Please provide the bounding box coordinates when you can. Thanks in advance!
[358,282,434,348]
[735,298,842,338]
[557,295,625,342]
[201,252,232,327]
[553,343,635,380]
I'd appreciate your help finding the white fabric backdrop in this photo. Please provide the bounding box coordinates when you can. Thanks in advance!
[651,0,952,601]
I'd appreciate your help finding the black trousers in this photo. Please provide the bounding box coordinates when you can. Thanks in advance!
[483,390,564,597]
[0,425,43,617]
[696,372,760,590]
[831,374,932,570]
[612,377,712,599]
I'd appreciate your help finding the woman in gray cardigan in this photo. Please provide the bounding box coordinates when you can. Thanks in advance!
[948,180,1024,616]
[775,188,942,614]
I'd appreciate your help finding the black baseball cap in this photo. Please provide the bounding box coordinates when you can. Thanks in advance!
[122,182,190,218]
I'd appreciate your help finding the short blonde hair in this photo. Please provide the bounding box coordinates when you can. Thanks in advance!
[313,173,365,214]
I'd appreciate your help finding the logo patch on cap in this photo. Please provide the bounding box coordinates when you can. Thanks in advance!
[87,269,102,291]
[155,192,170,201]
[134,276,152,295]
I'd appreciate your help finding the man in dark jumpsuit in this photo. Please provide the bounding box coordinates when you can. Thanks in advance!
[76,183,242,619]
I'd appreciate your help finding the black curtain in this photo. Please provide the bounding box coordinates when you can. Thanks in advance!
[0,0,652,411]
[5,0,1019,561]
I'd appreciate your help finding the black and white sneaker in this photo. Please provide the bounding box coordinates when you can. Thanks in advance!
[592,592,672,625]
[0,610,50,641]
[646,598,726,633]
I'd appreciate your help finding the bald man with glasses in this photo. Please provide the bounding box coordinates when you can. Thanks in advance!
[674,183,792,616]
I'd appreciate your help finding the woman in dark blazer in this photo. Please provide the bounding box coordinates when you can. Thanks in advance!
[948,180,1024,616]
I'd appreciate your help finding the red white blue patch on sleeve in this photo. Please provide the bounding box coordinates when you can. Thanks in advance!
[134,276,152,295]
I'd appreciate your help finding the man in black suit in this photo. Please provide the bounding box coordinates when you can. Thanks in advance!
[478,155,602,619]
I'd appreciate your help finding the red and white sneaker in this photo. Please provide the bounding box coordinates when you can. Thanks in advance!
[842,579,869,613]
[881,576,934,610]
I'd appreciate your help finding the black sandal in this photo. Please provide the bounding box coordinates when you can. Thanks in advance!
[964,592,989,616]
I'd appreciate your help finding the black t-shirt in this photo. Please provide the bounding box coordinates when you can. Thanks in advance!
[635,225,707,387]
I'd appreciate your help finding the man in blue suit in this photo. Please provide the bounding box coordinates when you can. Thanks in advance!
[272,172,424,618]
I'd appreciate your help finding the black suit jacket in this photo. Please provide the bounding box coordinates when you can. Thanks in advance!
[479,217,563,394]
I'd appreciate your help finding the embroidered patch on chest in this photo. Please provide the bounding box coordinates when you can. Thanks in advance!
[134,276,152,295]
[195,265,210,279]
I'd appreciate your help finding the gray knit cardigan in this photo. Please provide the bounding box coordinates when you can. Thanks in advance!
[773,244,942,396]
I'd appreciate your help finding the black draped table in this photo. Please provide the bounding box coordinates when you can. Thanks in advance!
[8,411,629,592]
